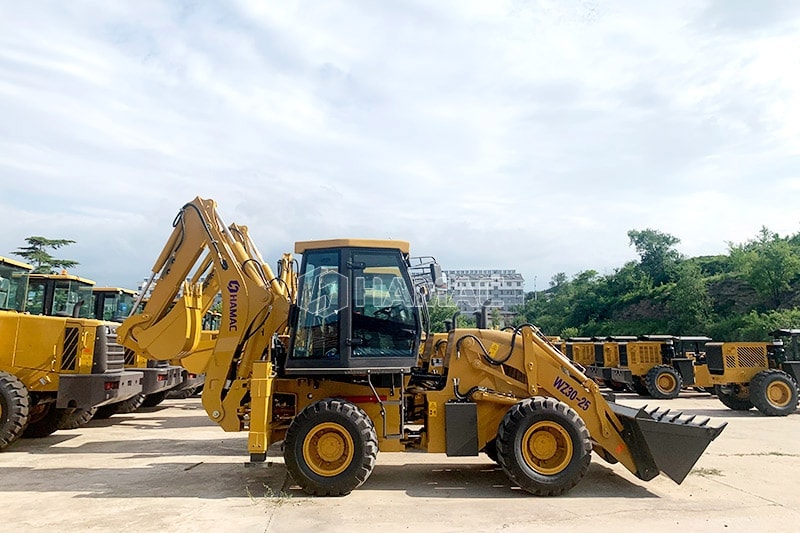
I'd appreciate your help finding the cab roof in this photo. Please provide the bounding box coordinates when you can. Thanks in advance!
[294,239,410,255]
[93,287,137,295]
[29,272,96,285]
[0,256,33,271]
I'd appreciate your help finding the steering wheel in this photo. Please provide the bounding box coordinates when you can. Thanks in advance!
[374,303,407,321]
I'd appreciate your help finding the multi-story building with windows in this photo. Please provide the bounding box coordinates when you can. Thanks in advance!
[443,269,525,314]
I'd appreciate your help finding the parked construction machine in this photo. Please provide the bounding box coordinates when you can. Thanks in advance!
[707,333,799,416]
[118,197,725,496]
[90,287,190,412]
[24,273,183,419]
[0,257,142,448]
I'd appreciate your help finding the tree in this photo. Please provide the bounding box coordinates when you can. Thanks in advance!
[627,228,682,286]
[11,236,79,274]
[667,261,712,334]
[729,227,800,307]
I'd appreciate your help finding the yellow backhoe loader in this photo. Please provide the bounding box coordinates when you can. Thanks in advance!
[1,257,142,448]
[118,197,725,496]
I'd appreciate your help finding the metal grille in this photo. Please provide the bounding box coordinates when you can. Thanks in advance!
[736,346,768,368]
[61,326,79,370]
[725,355,736,368]
[631,345,660,366]
[105,325,126,372]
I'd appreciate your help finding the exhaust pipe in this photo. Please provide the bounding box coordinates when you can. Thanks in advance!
[610,402,727,484]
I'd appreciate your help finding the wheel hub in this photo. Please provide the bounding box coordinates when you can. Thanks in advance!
[302,422,354,477]
[657,373,676,393]
[521,421,573,475]
[767,381,792,407]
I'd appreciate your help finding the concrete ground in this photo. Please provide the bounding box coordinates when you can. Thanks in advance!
[1,392,798,533]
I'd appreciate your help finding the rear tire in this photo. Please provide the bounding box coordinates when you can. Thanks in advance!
[22,403,63,438]
[645,365,682,399]
[284,398,378,496]
[57,407,98,430]
[715,385,753,411]
[496,397,591,496]
[0,372,29,449]
[141,390,168,408]
[750,370,798,417]
[93,402,120,420]
[482,438,499,464]
[607,380,627,392]
[631,377,650,397]
[115,393,146,414]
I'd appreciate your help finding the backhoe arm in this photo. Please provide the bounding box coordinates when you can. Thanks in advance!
[118,197,293,431]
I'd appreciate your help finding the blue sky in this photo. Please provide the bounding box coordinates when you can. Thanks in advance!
[2,1,800,291]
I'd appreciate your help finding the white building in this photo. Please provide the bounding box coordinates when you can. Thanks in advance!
[443,269,525,313]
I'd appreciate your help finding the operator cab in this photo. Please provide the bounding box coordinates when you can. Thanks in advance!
[0,256,32,312]
[285,239,421,375]
[26,273,95,318]
[92,287,138,322]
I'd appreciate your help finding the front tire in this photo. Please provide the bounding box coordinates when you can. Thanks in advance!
[0,372,29,449]
[495,397,591,496]
[645,365,682,399]
[141,390,169,408]
[750,370,798,416]
[22,403,63,438]
[715,385,753,411]
[57,407,98,430]
[284,399,378,496]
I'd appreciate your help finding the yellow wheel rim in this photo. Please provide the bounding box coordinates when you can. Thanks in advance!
[302,422,354,477]
[521,421,573,475]
[766,381,793,408]
[656,372,677,393]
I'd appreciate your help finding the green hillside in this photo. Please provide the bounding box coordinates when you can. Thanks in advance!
[513,227,800,341]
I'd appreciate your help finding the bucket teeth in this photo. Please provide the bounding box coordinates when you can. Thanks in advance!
[647,408,713,428]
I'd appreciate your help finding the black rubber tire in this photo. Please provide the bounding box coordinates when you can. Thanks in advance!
[93,393,146,419]
[141,390,168,408]
[495,397,592,496]
[631,377,650,397]
[284,398,378,496]
[482,438,499,464]
[115,393,146,414]
[0,372,30,449]
[645,365,683,399]
[22,403,63,438]
[167,386,197,400]
[92,402,120,420]
[57,407,98,430]
[714,385,753,411]
[750,370,799,417]
[607,380,628,392]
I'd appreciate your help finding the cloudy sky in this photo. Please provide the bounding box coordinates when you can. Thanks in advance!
[2,1,799,292]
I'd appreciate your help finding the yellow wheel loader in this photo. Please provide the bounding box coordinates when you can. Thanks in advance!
[24,274,183,421]
[1,257,143,447]
[91,287,190,413]
[118,197,726,496]
[707,331,800,416]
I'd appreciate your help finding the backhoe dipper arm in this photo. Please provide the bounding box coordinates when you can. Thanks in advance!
[118,197,293,431]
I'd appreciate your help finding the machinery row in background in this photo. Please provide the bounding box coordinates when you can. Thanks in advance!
[0,255,209,450]
[554,332,800,416]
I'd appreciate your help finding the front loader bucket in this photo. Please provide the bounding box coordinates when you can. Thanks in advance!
[610,402,726,484]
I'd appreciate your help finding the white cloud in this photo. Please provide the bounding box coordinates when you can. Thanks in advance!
[1,1,799,291]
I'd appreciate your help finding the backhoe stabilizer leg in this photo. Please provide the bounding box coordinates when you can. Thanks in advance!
[609,402,726,484]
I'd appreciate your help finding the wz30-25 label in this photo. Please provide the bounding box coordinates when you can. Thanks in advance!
[552,376,591,411]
